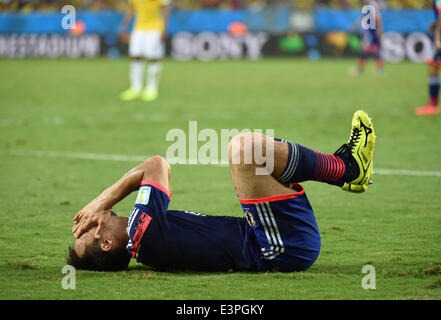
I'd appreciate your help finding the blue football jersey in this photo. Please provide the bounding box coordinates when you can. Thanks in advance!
[127,180,321,272]
[126,180,264,271]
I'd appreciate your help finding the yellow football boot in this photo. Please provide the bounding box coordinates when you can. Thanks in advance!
[119,88,141,101]
[335,110,376,193]
[141,89,158,102]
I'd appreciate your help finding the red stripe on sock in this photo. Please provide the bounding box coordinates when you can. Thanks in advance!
[314,153,345,181]
[325,155,332,179]
[314,153,324,180]
[322,155,329,181]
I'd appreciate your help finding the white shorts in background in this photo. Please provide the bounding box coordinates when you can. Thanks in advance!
[129,30,164,60]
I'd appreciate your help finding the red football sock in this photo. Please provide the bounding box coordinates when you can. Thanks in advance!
[429,97,439,107]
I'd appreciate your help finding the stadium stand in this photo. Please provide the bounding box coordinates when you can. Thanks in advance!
[0,0,435,12]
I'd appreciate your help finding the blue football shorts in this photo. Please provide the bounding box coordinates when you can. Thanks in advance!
[239,184,321,272]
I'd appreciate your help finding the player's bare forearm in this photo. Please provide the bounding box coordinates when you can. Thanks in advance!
[94,169,145,209]
[72,164,145,238]
[81,157,165,212]
[93,155,169,206]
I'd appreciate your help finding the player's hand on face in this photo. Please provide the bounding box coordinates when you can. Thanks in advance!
[72,201,111,239]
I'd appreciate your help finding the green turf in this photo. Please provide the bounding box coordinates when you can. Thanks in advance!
[0,57,440,300]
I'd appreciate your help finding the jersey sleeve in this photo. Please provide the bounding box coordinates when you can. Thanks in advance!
[126,180,171,258]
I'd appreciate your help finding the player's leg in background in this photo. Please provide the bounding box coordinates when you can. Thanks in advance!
[374,47,384,75]
[414,61,441,116]
[120,30,145,101]
[142,31,164,102]
[357,50,368,75]
[353,33,373,76]
[120,57,145,101]
[428,63,440,107]
[143,58,162,101]
[349,46,368,77]
[130,57,145,93]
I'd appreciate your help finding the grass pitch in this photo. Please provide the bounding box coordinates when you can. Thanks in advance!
[0,57,440,300]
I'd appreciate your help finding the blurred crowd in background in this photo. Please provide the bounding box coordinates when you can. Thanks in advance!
[0,0,435,12]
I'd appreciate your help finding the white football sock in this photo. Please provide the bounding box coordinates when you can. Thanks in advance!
[146,62,162,92]
[130,60,145,92]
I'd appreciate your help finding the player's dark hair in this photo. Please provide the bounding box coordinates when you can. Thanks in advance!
[66,241,130,272]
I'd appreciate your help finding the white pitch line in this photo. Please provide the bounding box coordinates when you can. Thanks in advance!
[9,149,149,163]
[7,149,441,178]
[373,168,441,177]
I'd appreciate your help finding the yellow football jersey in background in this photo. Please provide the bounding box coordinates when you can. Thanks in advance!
[131,0,170,32]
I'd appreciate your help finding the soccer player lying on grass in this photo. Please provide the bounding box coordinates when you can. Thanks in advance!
[68,110,376,272]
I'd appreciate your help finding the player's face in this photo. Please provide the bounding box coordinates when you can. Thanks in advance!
[74,227,97,258]
[74,210,121,257]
